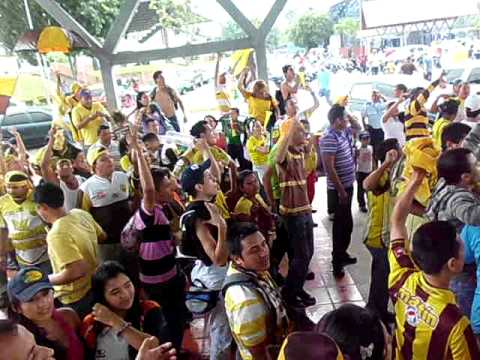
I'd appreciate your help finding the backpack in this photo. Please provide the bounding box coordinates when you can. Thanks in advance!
[120,213,141,253]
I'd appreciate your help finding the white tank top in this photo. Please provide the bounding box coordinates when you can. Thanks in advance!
[60,175,85,212]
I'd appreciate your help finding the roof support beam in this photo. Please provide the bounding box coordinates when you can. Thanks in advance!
[256,0,287,43]
[104,0,141,54]
[216,0,257,39]
[113,38,253,65]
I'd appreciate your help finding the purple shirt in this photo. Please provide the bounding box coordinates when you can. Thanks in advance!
[320,127,356,190]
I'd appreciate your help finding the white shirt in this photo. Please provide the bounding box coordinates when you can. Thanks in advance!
[80,172,129,208]
[382,117,406,147]
[60,175,85,212]
[357,145,373,174]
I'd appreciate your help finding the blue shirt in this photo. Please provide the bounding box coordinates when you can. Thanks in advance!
[318,70,331,90]
[362,101,387,129]
[320,127,356,190]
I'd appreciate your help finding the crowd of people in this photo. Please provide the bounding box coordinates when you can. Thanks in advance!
[2,55,480,360]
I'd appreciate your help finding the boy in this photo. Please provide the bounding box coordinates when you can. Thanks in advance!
[389,169,479,360]
[362,138,401,325]
[356,131,373,213]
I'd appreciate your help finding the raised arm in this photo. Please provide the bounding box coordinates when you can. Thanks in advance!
[382,98,403,123]
[130,126,156,213]
[196,203,229,266]
[363,149,398,194]
[10,128,27,165]
[275,120,297,164]
[304,87,320,114]
[238,69,249,98]
[390,169,425,241]
[40,128,60,185]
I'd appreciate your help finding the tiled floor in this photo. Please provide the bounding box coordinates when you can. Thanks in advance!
[183,178,369,358]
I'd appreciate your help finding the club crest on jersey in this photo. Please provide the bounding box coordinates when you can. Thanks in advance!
[406,306,420,327]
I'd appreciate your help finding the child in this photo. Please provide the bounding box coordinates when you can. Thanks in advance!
[142,132,161,166]
[233,170,275,244]
[389,170,479,359]
[362,138,401,326]
[432,98,460,150]
[356,132,373,213]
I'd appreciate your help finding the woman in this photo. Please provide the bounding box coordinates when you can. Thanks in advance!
[7,266,84,360]
[205,114,226,150]
[246,120,269,180]
[382,99,406,147]
[81,261,171,359]
[238,69,279,127]
[135,92,169,135]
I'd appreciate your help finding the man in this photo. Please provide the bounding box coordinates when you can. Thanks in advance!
[180,153,232,360]
[71,89,110,148]
[80,147,131,261]
[279,65,299,115]
[222,107,251,171]
[151,70,187,132]
[40,128,85,211]
[34,181,104,319]
[362,89,387,162]
[320,104,362,278]
[318,66,332,105]
[223,222,289,360]
[389,169,480,360]
[0,320,54,360]
[0,171,50,274]
[88,124,121,167]
[215,53,231,116]
[275,104,315,307]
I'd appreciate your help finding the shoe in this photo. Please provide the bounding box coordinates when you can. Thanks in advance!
[360,206,368,213]
[340,255,357,266]
[333,264,345,278]
[312,209,318,213]
[306,271,315,280]
[297,289,316,307]
[313,222,319,228]
[328,213,335,221]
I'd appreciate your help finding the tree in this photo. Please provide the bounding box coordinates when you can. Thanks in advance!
[0,0,121,63]
[288,13,333,53]
[334,17,360,46]
[221,20,283,51]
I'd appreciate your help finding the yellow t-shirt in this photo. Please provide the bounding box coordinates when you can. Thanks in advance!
[246,135,268,166]
[364,173,391,249]
[432,117,451,150]
[305,148,318,174]
[0,193,48,266]
[244,92,276,126]
[72,102,108,145]
[47,209,102,304]
[120,155,133,173]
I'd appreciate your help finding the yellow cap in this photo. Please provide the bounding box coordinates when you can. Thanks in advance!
[87,146,108,167]
[335,95,349,106]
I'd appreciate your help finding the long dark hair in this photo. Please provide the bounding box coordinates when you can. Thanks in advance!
[8,292,68,359]
[91,261,142,330]
[136,91,148,110]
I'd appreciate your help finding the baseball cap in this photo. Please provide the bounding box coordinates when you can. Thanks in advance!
[7,267,53,302]
[359,131,370,140]
[87,146,108,167]
[79,88,92,98]
[71,82,82,94]
[278,332,344,360]
[181,159,211,195]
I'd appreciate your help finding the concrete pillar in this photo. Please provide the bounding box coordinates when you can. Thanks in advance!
[255,44,268,81]
[99,59,118,110]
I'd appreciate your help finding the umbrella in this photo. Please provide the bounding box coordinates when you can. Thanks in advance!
[14,26,90,54]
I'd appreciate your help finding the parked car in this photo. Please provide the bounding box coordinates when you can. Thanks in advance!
[444,61,480,94]
[1,108,52,149]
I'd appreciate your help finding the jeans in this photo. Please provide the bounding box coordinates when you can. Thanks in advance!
[357,172,369,208]
[328,187,354,265]
[366,246,390,319]
[166,114,180,132]
[366,127,384,163]
[227,143,251,171]
[283,213,314,295]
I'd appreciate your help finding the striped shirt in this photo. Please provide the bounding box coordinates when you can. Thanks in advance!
[320,127,355,190]
[0,194,48,266]
[388,237,479,360]
[276,149,311,216]
[404,79,439,140]
[137,203,177,284]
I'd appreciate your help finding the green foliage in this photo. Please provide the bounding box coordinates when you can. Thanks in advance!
[288,13,334,51]
[334,17,360,38]
[149,0,204,32]
[0,0,121,63]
